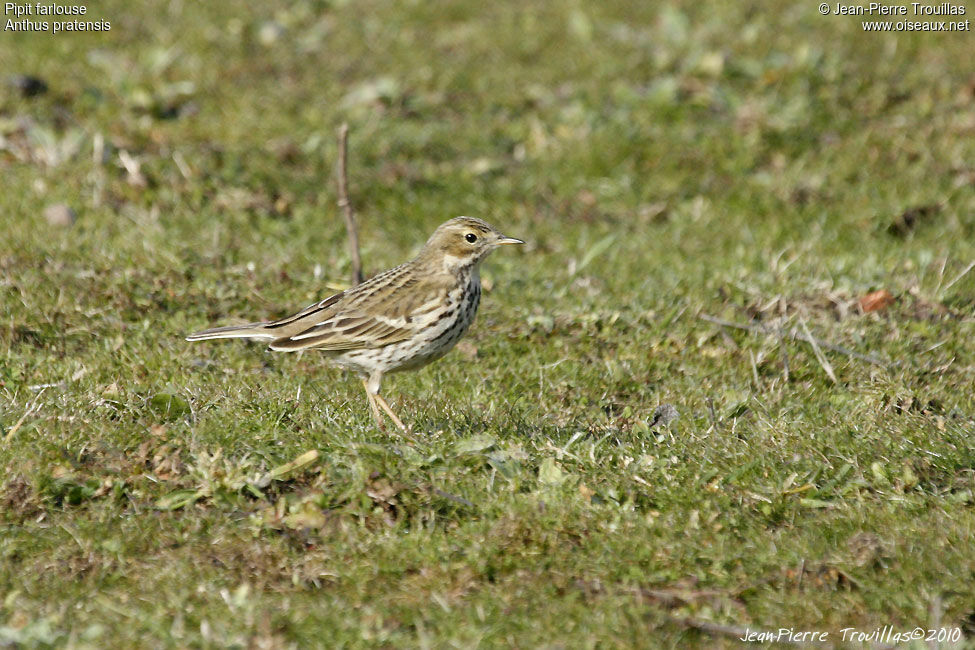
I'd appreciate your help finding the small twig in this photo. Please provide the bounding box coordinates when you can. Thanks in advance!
[336,123,363,286]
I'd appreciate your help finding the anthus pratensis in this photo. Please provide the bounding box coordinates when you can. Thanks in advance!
[186,217,523,433]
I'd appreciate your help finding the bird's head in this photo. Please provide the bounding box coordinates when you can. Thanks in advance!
[419,216,524,272]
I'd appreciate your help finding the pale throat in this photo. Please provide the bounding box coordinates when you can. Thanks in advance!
[440,252,481,274]
[440,253,482,298]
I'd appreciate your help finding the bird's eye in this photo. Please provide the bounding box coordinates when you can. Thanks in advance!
[465,233,478,243]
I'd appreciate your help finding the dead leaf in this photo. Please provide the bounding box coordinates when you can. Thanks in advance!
[858,289,895,313]
[366,477,399,503]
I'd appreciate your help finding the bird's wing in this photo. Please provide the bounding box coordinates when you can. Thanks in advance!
[267,269,451,352]
[270,312,419,351]
[261,290,348,334]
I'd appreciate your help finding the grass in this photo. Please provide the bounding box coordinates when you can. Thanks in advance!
[3,0,975,646]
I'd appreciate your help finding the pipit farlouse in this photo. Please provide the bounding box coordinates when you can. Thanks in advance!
[186,217,524,433]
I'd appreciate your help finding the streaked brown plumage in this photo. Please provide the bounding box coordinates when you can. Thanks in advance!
[186,217,523,432]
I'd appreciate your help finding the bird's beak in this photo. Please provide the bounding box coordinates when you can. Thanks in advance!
[496,235,525,246]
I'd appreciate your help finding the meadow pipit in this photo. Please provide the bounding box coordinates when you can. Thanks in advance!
[186,217,523,433]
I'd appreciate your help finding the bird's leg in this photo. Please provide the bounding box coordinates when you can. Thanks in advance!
[374,393,409,434]
[365,371,411,435]
[362,378,385,431]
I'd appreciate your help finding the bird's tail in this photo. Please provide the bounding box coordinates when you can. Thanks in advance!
[185,322,276,342]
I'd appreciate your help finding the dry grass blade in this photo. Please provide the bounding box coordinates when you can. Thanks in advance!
[4,388,46,444]
[798,319,837,384]
[698,314,893,370]
[941,260,975,296]
[777,329,790,382]
[254,449,320,488]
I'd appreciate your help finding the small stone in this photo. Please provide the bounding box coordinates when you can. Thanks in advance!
[258,21,284,46]
[9,75,48,97]
[649,403,679,428]
[44,203,77,227]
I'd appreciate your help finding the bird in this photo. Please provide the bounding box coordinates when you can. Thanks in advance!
[186,216,524,433]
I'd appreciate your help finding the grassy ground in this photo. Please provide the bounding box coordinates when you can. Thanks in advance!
[3,0,975,647]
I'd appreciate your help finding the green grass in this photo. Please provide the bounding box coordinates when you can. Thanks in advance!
[3,0,975,646]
